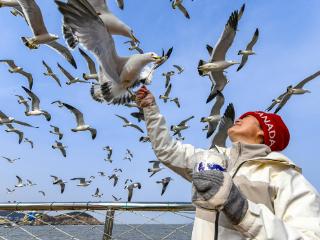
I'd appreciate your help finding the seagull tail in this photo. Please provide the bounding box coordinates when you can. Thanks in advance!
[90,84,104,103]
[198,60,206,76]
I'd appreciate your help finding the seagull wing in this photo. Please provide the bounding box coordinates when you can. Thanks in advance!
[210,11,238,61]
[57,63,74,81]
[178,115,194,126]
[115,114,129,124]
[210,91,225,116]
[127,186,133,202]
[0,60,17,68]
[165,75,171,88]
[89,128,97,140]
[274,93,291,114]
[237,4,245,20]
[211,103,235,148]
[294,70,320,89]
[207,72,229,103]
[19,70,33,90]
[177,3,190,19]
[236,55,248,72]
[59,181,65,193]
[173,64,183,72]
[13,119,38,128]
[116,0,124,10]
[42,60,52,73]
[46,41,77,69]
[129,124,144,133]
[246,28,259,51]
[161,181,170,195]
[16,175,23,184]
[22,86,40,110]
[56,0,120,84]
[88,0,110,13]
[17,0,49,36]
[60,146,67,157]
[164,83,172,98]
[79,48,97,74]
[62,103,85,126]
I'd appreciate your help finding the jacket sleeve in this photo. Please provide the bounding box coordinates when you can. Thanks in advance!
[234,167,320,239]
[143,105,228,182]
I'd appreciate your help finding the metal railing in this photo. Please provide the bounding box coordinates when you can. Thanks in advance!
[0,202,195,240]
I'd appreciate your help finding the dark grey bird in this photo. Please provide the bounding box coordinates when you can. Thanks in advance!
[79,48,98,81]
[200,91,225,138]
[237,28,259,72]
[156,177,173,196]
[115,114,144,133]
[126,182,141,202]
[274,70,320,113]
[42,60,62,87]
[22,86,51,121]
[49,125,63,140]
[0,59,33,89]
[61,102,97,140]
[210,103,235,149]
[52,140,67,157]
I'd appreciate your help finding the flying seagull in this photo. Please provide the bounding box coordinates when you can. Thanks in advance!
[17,0,58,48]
[125,182,141,202]
[0,111,38,128]
[51,100,64,108]
[57,63,88,85]
[15,94,30,106]
[0,60,33,89]
[38,191,45,197]
[51,175,66,194]
[22,86,51,121]
[171,115,194,136]
[171,0,190,19]
[61,102,97,139]
[237,28,259,71]
[108,174,119,187]
[162,71,175,88]
[15,175,26,187]
[6,188,16,194]
[159,83,172,103]
[200,91,225,138]
[124,40,144,54]
[2,156,20,163]
[156,177,173,196]
[70,177,92,187]
[265,92,287,112]
[115,114,144,133]
[56,0,162,104]
[23,138,33,148]
[4,125,23,146]
[79,48,98,81]
[92,188,103,198]
[52,140,67,157]
[103,145,112,159]
[49,125,63,140]
[170,97,180,108]
[26,179,36,186]
[98,171,106,177]
[148,160,164,177]
[210,103,235,149]
[112,195,122,201]
[42,60,62,87]
[198,10,240,103]
[173,64,184,74]
[274,70,320,113]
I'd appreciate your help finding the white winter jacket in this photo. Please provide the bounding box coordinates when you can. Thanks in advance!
[143,105,320,240]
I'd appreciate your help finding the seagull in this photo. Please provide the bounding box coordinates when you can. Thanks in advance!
[126,182,141,202]
[265,92,287,112]
[148,160,164,177]
[197,10,240,103]
[42,60,62,87]
[15,94,30,106]
[210,103,235,149]
[274,71,320,113]
[112,195,122,201]
[79,48,98,81]
[103,145,112,159]
[51,100,64,108]
[22,86,51,121]
[113,168,123,173]
[23,138,33,148]
[171,0,190,19]
[2,156,20,163]
[71,177,92,187]
[52,140,67,157]
[51,175,66,194]
[92,188,103,198]
[159,83,172,103]
[62,0,139,49]
[125,149,133,158]
[123,155,132,161]
[0,111,38,128]
[38,191,45,197]
[15,175,26,187]
[56,0,162,105]
[162,71,175,88]
[139,136,150,143]
[237,28,259,71]
[171,115,194,136]
[98,171,106,177]
[49,125,63,140]
[124,40,144,54]
[108,174,119,187]
[156,177,173,196]
[124,178,133,185]
[61,102,97,139]
[169,97,180,108]
[0,59,33,89]
[173,64,184,74]
[200,91,225,138]
[17,0,59,49]
[130,108,145,122]
[26,179,36,186]
[57,63,89,85]
[4,126,23,142]
[115,114,144,133]
[6,188,16,194]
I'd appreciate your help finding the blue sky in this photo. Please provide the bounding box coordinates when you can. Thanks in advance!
[0,0,319,211]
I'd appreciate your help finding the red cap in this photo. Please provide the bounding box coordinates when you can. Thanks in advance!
[239,111,290,151]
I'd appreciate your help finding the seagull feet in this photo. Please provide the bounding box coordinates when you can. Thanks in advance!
[21,37,39,50]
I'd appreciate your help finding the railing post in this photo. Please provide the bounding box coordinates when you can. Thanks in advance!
[102,209,115,240]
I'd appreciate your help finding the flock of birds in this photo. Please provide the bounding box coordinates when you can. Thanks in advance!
[0,0,319,203]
